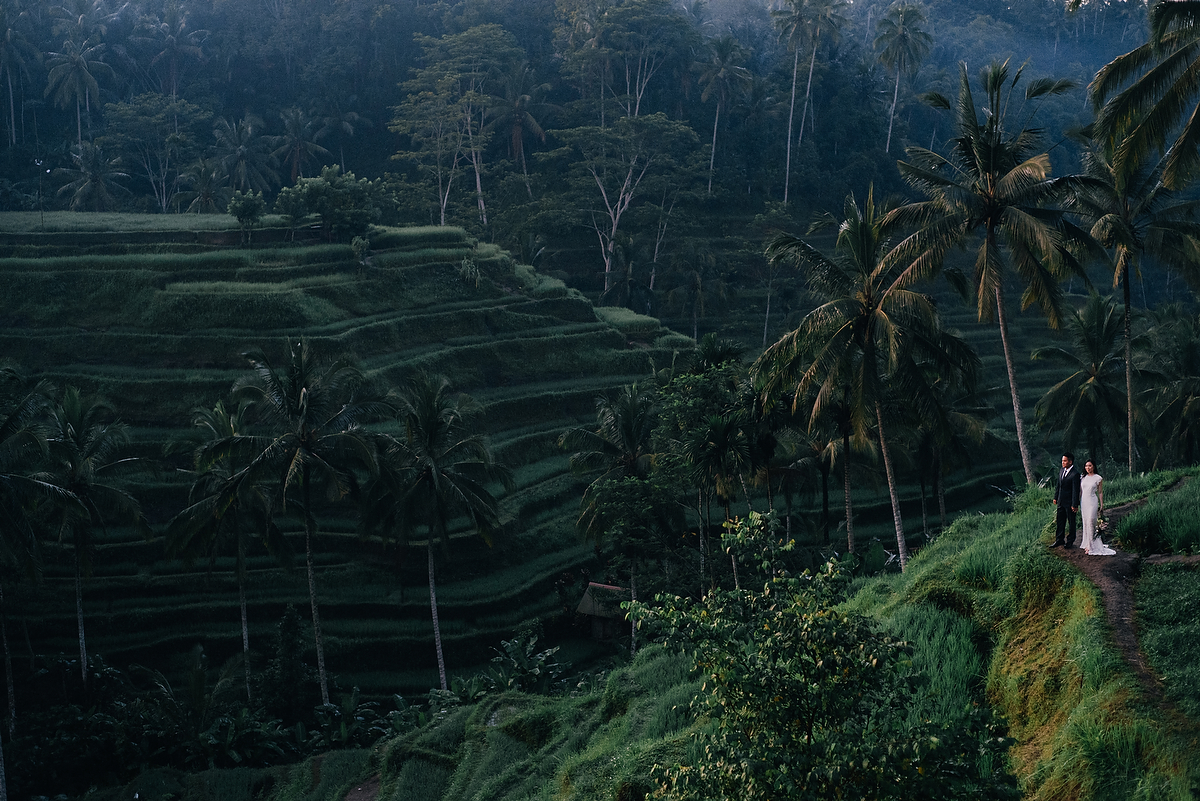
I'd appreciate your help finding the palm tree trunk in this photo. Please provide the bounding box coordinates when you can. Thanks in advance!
[919,474,928,539]
[843,428,854,553]
[784,47,799,203]
[877,402,909,570]
[1122,255,1134,473]
[798,32,819,149]
[697,489,706,586]
[708,101,720,194]
[0,722,7,801]
[1,584,13,738]
[75,552,87,687]
[238,532,252,703]
[629,561,637,656]
[886,69,900,153]
[821,458,830,544]
[936,452,947,531]
[75,98,82,147]
[428,542,447,691]
[763,267,773,348]
[6,72,14,148]
[303,470,330,706]
[995,285,1035,484]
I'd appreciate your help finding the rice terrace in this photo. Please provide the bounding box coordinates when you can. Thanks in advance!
[7,0,1200,799]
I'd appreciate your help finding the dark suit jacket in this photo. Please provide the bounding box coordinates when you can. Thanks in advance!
[1055,465,1081,508]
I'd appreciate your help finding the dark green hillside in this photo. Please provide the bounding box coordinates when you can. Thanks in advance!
[0,214,686,695]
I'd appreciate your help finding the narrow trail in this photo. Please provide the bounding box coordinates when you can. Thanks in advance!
[1050,478,1200,706]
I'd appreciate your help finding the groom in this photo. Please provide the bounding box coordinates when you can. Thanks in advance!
[1051,452,1081,548]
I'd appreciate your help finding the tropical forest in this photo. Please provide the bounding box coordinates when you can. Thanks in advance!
[4,0,1200,799]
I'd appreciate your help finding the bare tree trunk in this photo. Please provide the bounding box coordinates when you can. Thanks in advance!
[877,402,909,570]
[429,543,447,691]
[629,561,637,656]
[1123,256,1135,473]
[238,533,252,703]
[75,554,87,687]
[995,285,1035,484]
[708,101,720,194]
[784,48,799,203]
[843,428,854,553]
[1,585,12,738]
[886,69,900,153]
[936,452,947,531]
[303,470,330,706]
[797,33,819,149]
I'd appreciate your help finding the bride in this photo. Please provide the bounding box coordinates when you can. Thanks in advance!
[1080,459,1115,556]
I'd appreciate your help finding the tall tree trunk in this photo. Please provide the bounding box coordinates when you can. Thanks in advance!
[762,268,773,348]
[303,470,330,706]
[935,452,947,531]
[843,428,854,553]
[629,561,637,656]
[821,458,830,544]
[877,402,909,570]
[6,72,14,147]
[1,585,12,738]
[708,101,720,194]
[798,32,819,149]
[1122,254,1134,473]
[238,532,252,703]
[995,284,1035,483]
[75,98,81,147]
[886,68,900,153]
[428,542,447,690]
[784,47,799,203]
[697,490,706,587]
[0,719,7,801]
[919,474,928,539]
[75,552,87,687]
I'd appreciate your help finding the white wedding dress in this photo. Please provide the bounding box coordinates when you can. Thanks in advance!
[1080,473,1115,556]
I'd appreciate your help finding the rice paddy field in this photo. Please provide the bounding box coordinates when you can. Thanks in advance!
[0,212,1099,702]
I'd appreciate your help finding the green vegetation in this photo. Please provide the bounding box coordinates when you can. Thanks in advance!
[1115,474,1200,554]
[1136,563,1200,719]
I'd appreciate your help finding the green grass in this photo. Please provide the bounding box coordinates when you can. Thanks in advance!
[846,484,1200,800]
[1136,562,1200,718]
[0,211,243,232]
[1115,471,1200,553]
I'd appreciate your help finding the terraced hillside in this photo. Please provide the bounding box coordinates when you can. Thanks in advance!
[0,215,690,696]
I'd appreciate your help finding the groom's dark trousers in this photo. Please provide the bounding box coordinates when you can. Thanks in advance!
[1054,466,1081,546]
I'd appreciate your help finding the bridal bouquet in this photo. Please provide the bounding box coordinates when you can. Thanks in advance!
[1097,513,1109,533]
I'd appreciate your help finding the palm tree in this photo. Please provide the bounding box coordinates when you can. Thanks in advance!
[213,115,279,194]
[174,158,229,214]
[684,412,752,588]
[271,107,330,183]
[1033,293,1130,464]
[134,0,205,98]
[1090,1,1200,190]
[771,0,847,203]
[53,141,127,211]
[1143,305,1200,467]
[486,61,556,198]
[43,386,144,686]
[0,1,37,147]
[1067,133,1200,472]
[559,383,657,543]
[221,340,387,705]
[665,241,724,340]
[874,2,932,154]
[757,187,971,571]
[887,60,1084,485]
[166,400,284,702]
[370,374,509,691]
[698,35,750,194]
[44,34,112,146]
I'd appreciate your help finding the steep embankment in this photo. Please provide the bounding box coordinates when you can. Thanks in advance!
[0,215,688,694]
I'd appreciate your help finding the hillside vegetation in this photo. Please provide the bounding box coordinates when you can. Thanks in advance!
[0,216,685,695]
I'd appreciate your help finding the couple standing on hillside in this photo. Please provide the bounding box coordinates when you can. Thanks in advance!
[1051,452,1116,556]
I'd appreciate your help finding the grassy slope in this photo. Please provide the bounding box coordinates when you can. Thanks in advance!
[79,471,1200,801]
[0,216,686,695]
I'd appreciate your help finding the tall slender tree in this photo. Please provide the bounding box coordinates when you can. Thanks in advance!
[1068,133,1200,472]
[758,187,973,571]
[0,0,36,147]
[43,386,144,686]
[887,61,1085,484]
[370,374,509,691]
[698,35,750,194]
[218,341,387,706]
[874,2,932,154]
[44,34,113,145]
